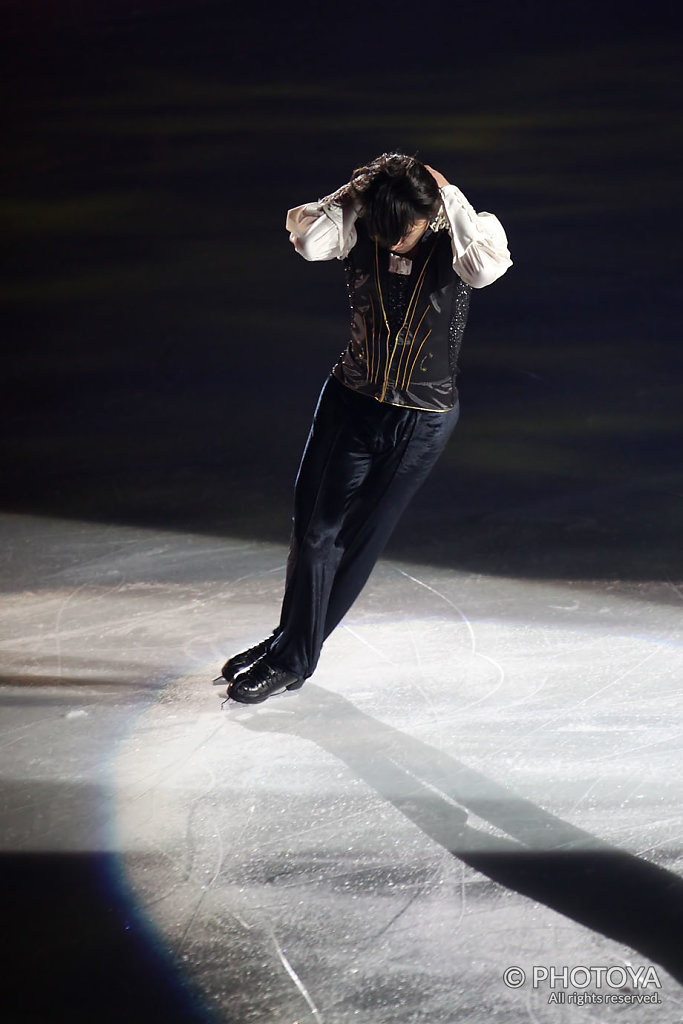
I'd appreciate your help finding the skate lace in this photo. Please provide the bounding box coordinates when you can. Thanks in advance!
[244,637,270,660]
[250,657,279,684]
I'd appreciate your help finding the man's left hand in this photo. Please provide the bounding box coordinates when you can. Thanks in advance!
[425,164,450,189]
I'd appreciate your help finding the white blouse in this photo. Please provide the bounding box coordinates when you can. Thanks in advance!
[285,182,512,289]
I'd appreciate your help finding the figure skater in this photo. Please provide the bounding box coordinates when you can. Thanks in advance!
[219,153,512,703]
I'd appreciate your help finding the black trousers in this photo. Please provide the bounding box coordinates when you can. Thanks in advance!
[268,374,459,679]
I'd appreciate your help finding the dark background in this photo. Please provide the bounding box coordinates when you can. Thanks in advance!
[2,0,682,576]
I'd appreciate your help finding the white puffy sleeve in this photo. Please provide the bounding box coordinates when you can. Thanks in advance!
[285,186,359,261]
[439,183,512,288]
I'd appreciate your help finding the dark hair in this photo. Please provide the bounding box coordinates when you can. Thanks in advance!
[348,152,440,248]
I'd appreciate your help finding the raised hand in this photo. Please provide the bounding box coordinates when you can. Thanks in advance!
[424,164,450,189]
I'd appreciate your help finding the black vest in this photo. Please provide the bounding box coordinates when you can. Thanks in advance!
[333,219,472,412]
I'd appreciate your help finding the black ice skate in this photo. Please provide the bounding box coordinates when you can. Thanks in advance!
[225,656,303,704]
[214,632,277,686]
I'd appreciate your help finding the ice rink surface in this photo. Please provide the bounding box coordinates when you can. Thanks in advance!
[2,512,682,1021]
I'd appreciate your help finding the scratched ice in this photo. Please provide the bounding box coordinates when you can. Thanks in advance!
[2,512,683,1022]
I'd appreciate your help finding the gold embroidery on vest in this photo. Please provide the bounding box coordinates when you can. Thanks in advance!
[405,330,432,391]
[400,304,431,391]
[377,243,435,402]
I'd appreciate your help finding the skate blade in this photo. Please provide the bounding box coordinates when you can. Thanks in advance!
[212,675,226,686]
[221,684,299,709]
